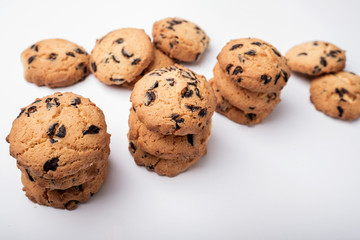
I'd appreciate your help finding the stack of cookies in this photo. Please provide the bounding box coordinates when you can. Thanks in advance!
[128,65,216,177]
[6,92,111,210]
[211,38,291,125]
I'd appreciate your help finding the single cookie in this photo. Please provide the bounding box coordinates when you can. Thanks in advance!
[128,108,210,160]
[310,71,360,120]
[90,28,154,85]
[128,140,204,177]
[213,62,280,113]
[122,47,175,89]
[285,41,346,76]
[152,17,210,62]
[131,65,216,135]
[21,160,107,210]
[210,79,273,125]
[6,92,111,180]
[21,39,90,88]
[217,38,290,93]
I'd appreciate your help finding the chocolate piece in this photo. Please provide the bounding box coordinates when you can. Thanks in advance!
[114,38,124,44]
[198,108,207,117]
[43,157,59,172]
[131,58,141,65]
[47,123,58,136]
[245,50,256,56]
[48,53,58,60]
[320,57,327,67]
[297,52,308,56]
[149,81,159,90]
[75,48,86,54]
[91,62,97,72]
[66,52,75,57]
[232,66,243,75]
[122,48,133,58]
[337,106,344,117]
[55,125,66,138]
[112,55,120,63]
[230,44,243,51]
[28,55,36,64]
[70,97,81,107]
[143,91,156,106]
[129,142,136,153]
[83,125,100,135]
[25,169,34,182]
[260,74,272,84]
[187,134,194,146]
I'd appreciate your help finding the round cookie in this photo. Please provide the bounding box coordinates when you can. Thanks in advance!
[213,62,280,113]
[217,38,290,93]
[131,64,216,136]
[285,41,346,76]
[210,79,273,126]
[128,108,210,160]
[152,17,210,62]
[6,92,111,180]
[21,39,90,88]
[310,71,360,120]
[90,28,154,85]
[122,47,175,89]
[21,160,107,210]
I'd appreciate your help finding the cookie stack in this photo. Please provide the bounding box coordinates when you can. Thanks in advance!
[211,38,291,125]
[6,92,111,210]
[128,65,216,177]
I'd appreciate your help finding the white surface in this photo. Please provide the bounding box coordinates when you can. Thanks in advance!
[1,0,360,239]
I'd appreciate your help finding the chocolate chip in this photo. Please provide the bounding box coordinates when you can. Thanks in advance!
[171,113,179,120]
[327,50,341,58]
[232,66,243,75]
[150,72,161,76]
[198,108,207,117]
[335,88,348,98]
[195,88,202,99]
[160,34,165,39]
[245,50,256,56]
[274,73,281,85]
[17,108,25,118]
[312,65,322,74]
[226,64,233,74]
[31,44,38,52]
[55,125,66,138]
[272,48,281,57]
[237,78,242,83]
[76,62,85,70]
[337,58,344,62]
[112,55,120,63]
[70,97,81,107]
[83,66,87,74]
[28,55,36,64]
[182,88,193,98]
[129,142,136,153]
[180,70,192,79]
[260,74,272,84]
[170,114,184,129]
[195,53,201,61]
[75,48,86,54]
[47,123,58,136]
[187,134,194,146]
[143,91,156,106]
[249,107,256,110]
[83,125,100,135]
[251,42,262,46]
[185,105,201,112]
[64,200,79,210]
[170,42,174,49]
[110,77,125,83]
[230,44,243,51]
[48,53,58,60]
[320,57,327,67]
[66,52,75,57]
[313,41,318,46]
[25,169,34,182]
[281,70,289,82]
[166,78,175,86]
[49,138,58,144]
[149,81,159,90]
[75,185,83,192]
[267,93,277,103]
[297,52,308,56]
[337,106,344,117]
[122,48,133,58]
[114,38,124,44]
[246,113,256,121]
[25,106,37,117]
[43,157,59,172]
[131,58,141,65]
[91,62,97,72]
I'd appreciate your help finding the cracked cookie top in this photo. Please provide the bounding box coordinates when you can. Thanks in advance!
[6,92,111,179]
[152,17,210,62]
[217,38,290,93]
[90,28,154,85]
[21,39,90,88]
[285,40,346,76]
[130,64,216,136]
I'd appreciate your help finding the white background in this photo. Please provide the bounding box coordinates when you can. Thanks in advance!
[1,0,360,239]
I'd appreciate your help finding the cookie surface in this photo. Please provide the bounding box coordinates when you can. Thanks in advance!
[210,79,273,125]
[213,62,280,113]
[128,108,210,160]
[285,41,346,76]
[6,92,111,179]
[131,65,216,135]
[310,71,360,120]
[90,28,154,85]
[153,17,209,62]
[21,39,90,88]
[217,38,290,93]
[21,160,107,210]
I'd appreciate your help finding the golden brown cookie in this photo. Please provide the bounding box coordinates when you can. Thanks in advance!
[21,39,90,88]
[152,17,209,62]
[90,28,154,85]
[217,38,290,93]
[285,41,346,76]
[310,71,360,120]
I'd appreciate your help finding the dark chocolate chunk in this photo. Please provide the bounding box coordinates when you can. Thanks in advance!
[49,138,58,144]
[166,78,175,86]
[337,58,344,62]
[75,185,83,192]
[266,93,277,103]
[47,123,58,136]
[171,113,180,120]
[83,125,100,135]
[335,88,348,98]
[260,74,272,84]
[232,66,243,75]
[187,134,194,146]
[313,41,318,46]
[297,52,308,56]
[237,78,242,83]
[198,108,207,117]
[312,65,322,74]
[226,64,233,74]
[185,105,201,112]
[150,72,161,76]
[230,44,243,51]
[249,107,256,110]
[70,97,81,107]
[195,53,201,61]
[66,52,75,57]
[272,48,281,57]
[320,57,327,67]
[131,58,141,65]
[112,55,120,63]
[25,169,34,182]
[180,70,192,79]
[274,73,281,85]
[143,91,156,106]
[122,48,133,58]
[110,77,125,83]
[327,50,342,58]
[28,55,36,64]
[43,157,59,172]
[25,106,37,117]
[83,66,87,74]
[48,53,58,60]
[182,88,193,98]
[129,142,136,153]
[75,48,86,54]
[337,106,344,117]
[55,125,66,138]
[170,42,173,49]
[251,42,262,46]
[114,38,124,44]
[31,44,39,52]
[91,62,97,72]
[195,88,202,99]
[246,113,256,121]
[281,70,289,82]
[245,50,256,56]
[64,200,79,209]
[76,62,85,70]
[149,81,159,90]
